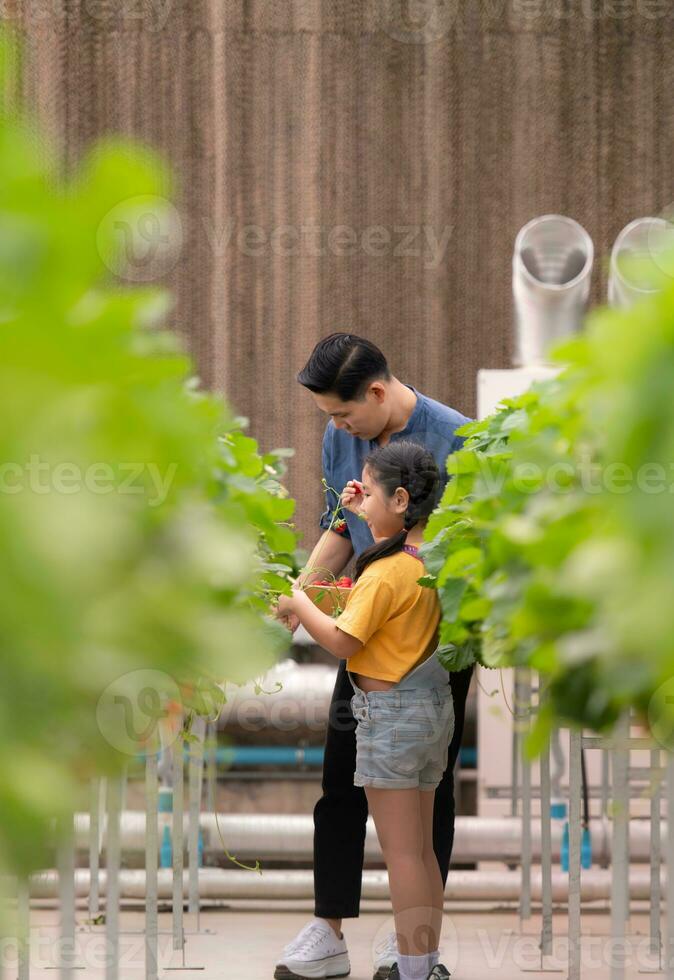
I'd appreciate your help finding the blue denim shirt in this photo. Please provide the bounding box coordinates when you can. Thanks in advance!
[319,384,472,557]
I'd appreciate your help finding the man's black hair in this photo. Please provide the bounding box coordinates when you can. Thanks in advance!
[297,333,391,402]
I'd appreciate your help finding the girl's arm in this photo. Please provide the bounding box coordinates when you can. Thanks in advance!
[278,590,362,661]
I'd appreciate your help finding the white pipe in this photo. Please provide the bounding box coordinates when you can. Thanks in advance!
[73,812,661,864]
[216,658,476,733]
[216,659,338,734]
[24,867,669,904]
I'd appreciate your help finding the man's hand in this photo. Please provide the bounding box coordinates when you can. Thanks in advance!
[340,479,364,516]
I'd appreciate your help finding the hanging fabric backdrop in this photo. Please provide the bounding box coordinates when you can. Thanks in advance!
[10,0,673,552]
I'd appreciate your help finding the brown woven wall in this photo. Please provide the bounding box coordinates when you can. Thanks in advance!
[9,0,673,555]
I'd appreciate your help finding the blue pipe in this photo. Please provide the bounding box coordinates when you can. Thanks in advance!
[208,746,476,767]
[138,746,476,768]
[214,746,325,766]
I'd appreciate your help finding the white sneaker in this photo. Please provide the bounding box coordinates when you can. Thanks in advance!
[281,919,320,957]
[274,918,350,979]
[372,931,398,980]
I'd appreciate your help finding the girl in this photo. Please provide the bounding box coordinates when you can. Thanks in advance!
[276,441,454,980]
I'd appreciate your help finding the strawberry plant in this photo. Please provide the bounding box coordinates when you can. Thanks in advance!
[0,34,297,879]
[270,479,354,618]
[422,261,674,741]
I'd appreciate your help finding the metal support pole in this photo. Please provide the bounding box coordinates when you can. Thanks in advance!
[540,723,554,959]
[524,684,563,975]
[165,728,205,971]
[188,717,206,923]
[520,668,532,922]
[145,751,159,980]
[106,776,123,980]
[172,735,184,955]
[88,778,101,922]
[649,748,662,966]
[611,713,630,980]
[601,752,611,868]
[49,815,82,977]
[17,878,30,980]
[568,729,582,980]
[205,721,217,815]
[512,670,520,819]
[0,875,8,980]
[666,752,674,980]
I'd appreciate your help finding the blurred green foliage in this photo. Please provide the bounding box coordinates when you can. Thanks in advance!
[422,265,674,745]
[0,34,297,877]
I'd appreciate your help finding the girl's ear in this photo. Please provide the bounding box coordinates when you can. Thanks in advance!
[393,487,409,514]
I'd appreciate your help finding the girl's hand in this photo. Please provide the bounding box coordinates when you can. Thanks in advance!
[340,480,364,515]
[275,592,295,618]
[276,582,307,617]
[283,611,301,634]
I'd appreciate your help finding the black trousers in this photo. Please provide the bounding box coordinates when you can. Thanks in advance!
[313,659,474,919]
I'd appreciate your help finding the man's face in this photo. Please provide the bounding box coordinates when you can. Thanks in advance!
[310,383,389,440]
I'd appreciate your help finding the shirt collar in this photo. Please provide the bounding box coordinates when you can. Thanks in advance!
[365,384,424,447]
[394,384,424,438]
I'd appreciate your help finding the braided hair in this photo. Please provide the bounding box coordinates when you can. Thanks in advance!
[354,440,440,581]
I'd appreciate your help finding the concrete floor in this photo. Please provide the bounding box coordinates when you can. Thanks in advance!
[10,900,665,979]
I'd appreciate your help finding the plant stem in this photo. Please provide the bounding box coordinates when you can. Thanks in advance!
[297,480,346,589]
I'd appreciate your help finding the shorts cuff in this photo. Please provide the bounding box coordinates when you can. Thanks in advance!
[354,772,419,790]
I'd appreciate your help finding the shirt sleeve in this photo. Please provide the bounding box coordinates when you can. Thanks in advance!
[442,420,473,492]
[450,426,470,453]
[318,425,352,540]
[335,572,395,645]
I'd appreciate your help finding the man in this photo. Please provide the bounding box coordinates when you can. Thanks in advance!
[275,334,473,980]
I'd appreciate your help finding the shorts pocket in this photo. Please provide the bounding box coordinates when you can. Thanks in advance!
[388,722,439,776]
[391,719,437,742]
[388,705,453,776]
[355,719,372,738]
[350,696,372,733]
[388,732,426,775]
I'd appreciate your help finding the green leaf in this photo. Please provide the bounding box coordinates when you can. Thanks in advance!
[439,579,467,621]
[437,643,477,672]
[459,596,490,622]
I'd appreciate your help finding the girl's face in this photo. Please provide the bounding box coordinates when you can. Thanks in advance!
[359,465,409,540]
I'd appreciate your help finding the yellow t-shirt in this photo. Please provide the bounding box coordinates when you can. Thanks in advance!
[335,550,441,683]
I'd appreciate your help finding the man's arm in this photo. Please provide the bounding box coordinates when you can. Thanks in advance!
[279,531,353,636]
[297,529,354,587]
[282,423,354,632]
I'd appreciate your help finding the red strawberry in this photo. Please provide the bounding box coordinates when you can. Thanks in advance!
[333,518,348,535]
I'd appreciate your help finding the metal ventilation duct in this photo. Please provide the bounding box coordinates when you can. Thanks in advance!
[608,216,673,308]
[513,214,594,366]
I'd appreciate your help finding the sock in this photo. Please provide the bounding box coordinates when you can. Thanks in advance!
[428,948,439,968]
[397,951,432,980]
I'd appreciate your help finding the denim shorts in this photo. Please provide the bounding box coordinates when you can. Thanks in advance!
[347,650,455,791]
